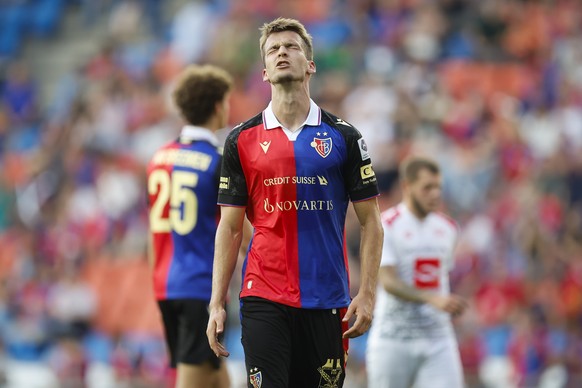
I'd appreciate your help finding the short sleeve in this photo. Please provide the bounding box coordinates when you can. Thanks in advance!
[341,126,380,202]
[217,130,248,206]
[380,222,398,267]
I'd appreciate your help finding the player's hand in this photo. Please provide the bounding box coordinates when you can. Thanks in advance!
[427,294,468,316]
[342,292,374,338]
[206,305,229,358]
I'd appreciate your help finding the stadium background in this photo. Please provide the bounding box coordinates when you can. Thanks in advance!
[1,0,581,387]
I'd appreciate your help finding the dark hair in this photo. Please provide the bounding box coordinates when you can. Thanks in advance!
[259,17,314,63]
[172,65,233,125]
[399,156,440,183]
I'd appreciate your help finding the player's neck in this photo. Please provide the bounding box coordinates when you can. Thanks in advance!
[404,199,429,220]
[271,84,311,132]
[199,116,221,133]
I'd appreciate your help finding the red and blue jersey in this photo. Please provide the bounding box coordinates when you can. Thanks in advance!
[218,100,380,309]
[147,126,222,301]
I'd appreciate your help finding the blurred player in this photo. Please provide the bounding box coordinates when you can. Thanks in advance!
[366,156,468,388]
[147,65,232,388]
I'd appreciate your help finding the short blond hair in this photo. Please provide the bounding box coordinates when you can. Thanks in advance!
[259,17,314,63]
[172,65,233,125]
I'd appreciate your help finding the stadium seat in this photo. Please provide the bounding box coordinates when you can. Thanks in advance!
[29,0,65,37]
[0,4,27,57]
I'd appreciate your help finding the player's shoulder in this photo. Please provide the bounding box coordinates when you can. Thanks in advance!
[321,110,362,137]
[381,205,403,227]
[226,112,263,140]
[147,138,178,165]
[155,138,179,152]
[432,211,459,232]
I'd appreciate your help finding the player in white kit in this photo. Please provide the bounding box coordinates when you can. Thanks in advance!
[366,156,468,388]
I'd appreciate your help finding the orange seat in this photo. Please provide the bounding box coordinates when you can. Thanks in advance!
[438,61,534,101]
[83,257,163,335]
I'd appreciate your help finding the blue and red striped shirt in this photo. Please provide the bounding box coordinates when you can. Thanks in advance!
[147,126,222,301]
[218,100,379,309]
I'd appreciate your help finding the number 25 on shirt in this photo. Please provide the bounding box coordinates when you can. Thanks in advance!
[148,169,199,235]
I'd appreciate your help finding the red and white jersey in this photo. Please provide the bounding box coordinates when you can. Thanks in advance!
[369,202,459,340]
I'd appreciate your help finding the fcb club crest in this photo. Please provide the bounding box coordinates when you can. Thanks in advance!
[249,368,262,388]
[311,136,333,158]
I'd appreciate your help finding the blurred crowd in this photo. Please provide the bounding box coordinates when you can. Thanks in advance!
[1,0,582,386]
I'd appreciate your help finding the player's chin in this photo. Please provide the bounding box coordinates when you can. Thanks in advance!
[271,73,303,84]
[426,203,440,213]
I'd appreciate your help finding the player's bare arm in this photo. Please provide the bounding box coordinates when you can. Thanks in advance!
[207,206,247,357]
[238,216,253,260]
[343,198,383,339]
[379,266,468,316]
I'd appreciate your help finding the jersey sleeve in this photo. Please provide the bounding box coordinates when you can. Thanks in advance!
[213,152,223,184]
[380,222,398,267]
[217,129,248,206]
[341,124,380,202]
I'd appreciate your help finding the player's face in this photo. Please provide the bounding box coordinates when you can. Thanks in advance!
[262,31,315,85]
[407,169,442,217]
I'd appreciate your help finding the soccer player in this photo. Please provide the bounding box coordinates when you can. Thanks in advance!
[366,156,468,388]
[206,17,383,388]
[147,65,232,388]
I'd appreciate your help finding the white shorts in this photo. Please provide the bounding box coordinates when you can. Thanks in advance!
[366,336,464,388]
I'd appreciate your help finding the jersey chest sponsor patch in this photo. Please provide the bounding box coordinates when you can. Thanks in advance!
[414,258,440,289]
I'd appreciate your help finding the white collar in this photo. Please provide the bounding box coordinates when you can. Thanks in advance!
[262,99,322,130]
[179,125,220,147]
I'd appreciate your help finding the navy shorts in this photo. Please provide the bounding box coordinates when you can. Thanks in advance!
[158,299,222,369]
[240,296,348,388]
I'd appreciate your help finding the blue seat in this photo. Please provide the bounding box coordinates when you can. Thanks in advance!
[0,4,27,57]
[29,0,64,37]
